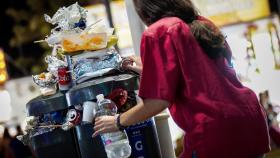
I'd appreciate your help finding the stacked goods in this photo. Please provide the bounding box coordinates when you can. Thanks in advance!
[32,3,127,96]
[19,3,138,158]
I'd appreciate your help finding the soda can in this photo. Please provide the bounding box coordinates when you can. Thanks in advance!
[58,66,71,91]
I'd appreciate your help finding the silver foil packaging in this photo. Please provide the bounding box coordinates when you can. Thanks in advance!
[72,49,122,84]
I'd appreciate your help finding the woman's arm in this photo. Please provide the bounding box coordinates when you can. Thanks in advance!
[93,99,169,137]
[120,99,169,126]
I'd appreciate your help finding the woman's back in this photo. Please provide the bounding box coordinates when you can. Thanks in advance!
[139,16,270,158]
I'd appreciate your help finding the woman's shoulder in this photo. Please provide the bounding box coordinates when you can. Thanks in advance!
[144,17,190,38]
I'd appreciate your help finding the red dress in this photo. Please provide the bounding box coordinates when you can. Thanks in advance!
[138,17,270,158]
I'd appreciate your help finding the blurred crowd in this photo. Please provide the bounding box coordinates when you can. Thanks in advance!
[260,90,280,149]
[0,125,34,158]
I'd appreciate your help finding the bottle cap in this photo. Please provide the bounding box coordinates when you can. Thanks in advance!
[96,94,105,102]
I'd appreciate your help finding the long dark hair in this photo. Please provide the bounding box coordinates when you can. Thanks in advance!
[133,0,226,59]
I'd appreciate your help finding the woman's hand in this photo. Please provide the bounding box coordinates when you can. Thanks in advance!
[92,99,169,137]
[122,56,143,74]
[92,116,119,137]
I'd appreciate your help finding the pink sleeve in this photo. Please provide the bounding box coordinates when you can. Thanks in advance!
[138,33,181,103]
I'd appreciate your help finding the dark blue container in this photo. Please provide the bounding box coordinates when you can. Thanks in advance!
[75,123,107,158]
[30,129,79,158]
[126,118,162,158]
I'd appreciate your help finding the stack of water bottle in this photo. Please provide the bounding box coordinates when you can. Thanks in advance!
[94,94,131,158]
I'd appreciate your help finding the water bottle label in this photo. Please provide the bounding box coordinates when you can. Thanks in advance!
[101,132,126,145]
[101,135,112,145]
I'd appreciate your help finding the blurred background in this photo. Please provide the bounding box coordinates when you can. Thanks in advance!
[1,0,280,157]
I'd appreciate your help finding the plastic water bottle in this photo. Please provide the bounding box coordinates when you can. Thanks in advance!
[95,94,131,158]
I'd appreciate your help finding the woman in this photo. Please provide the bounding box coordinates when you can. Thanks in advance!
[93,0,270,157]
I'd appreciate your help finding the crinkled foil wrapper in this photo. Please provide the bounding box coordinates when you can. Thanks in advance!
[45,56,67,77]
[32,73,57,88]
[44,3,87,46]
[73,50,122,80]
[32,127,56,137]
[44,2,87,31]
[61,122,74,131]
[17,117,56,145]
[17,127,56,145]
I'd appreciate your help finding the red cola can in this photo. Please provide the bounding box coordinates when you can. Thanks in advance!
[58,66,71,91]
